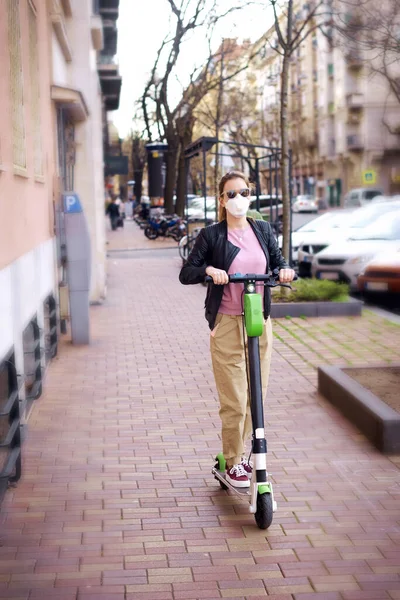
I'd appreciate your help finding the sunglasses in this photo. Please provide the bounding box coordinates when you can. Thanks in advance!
[221,188,250,200]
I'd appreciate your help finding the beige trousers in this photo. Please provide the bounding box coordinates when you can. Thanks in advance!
[210,313,273,469]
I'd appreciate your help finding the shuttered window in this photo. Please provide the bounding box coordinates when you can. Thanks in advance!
[28,0,43,177]
[7,0,26,171]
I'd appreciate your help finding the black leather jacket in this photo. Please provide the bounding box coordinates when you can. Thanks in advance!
[179,218,288,329]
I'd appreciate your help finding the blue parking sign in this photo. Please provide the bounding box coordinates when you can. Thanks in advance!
[63,193,83,214]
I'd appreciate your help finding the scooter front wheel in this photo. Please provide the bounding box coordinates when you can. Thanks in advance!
[254,492,273,530]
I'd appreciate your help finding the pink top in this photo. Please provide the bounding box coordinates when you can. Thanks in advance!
[219,225,267,316]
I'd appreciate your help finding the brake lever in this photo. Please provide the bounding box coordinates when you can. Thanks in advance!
[263,282,295,290]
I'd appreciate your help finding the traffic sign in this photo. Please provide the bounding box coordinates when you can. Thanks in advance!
[63,192,82,214]
[362,170,377,185]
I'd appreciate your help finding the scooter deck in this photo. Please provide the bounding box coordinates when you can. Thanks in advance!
[212,467,251,496]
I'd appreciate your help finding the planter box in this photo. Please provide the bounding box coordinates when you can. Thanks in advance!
[270,297,363,318]
[318,365,400,454]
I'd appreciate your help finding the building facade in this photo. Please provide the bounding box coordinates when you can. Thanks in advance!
[0,0,122,430]
[0,0,59,424]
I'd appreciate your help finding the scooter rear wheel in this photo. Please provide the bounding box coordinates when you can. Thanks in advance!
[217,478,228,491]
[254,493,273,530]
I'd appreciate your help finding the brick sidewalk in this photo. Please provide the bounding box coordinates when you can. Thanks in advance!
[1,224,399,600]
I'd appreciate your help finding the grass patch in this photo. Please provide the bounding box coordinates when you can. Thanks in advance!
[272,278,349,303]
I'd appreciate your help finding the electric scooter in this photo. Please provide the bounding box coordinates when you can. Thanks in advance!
[205,268,296,529]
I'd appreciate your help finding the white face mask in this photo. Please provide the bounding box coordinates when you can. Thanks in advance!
[225,194,251,218]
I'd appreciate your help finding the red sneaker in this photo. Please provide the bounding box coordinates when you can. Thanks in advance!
[241,456,253,475]
[226,464,250,488]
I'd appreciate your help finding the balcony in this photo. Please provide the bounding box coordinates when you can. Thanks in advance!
[346,92,364,109]
[347,112,361,125]
[306,131,319,149]
[99,0,119,19]
[345,49,363,69]
[347,134,363,151]
[99,72,122,111]
[98,54,119,75]
[102,22,118,55]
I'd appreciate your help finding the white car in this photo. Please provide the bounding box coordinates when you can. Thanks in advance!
[250,195,282,220]
[278,210,353,265]
[343,187,383,208]
[186,197,217,222]
[292,195,318,213]
[298,199,400,276]
[312,212,400,289]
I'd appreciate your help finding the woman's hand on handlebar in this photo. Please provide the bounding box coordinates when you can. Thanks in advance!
[205,266,229,285]
[279,268,296,283]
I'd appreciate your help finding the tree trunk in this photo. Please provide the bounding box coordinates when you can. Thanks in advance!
[175,117,194,216]
[175,144,186,217]
[214,39,225,214]
[133,169,143,203]
[280,52,291,264]
[164,135,179,214]
[280,0,293,265]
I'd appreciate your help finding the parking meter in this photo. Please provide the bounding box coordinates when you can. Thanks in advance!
[62,193,91,345]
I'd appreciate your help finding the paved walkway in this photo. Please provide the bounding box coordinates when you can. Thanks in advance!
[1,220,399,600]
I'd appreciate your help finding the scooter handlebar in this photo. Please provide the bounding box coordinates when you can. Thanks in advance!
[205,269,298,286]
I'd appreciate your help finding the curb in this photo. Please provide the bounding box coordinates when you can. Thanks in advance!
[318,364,400,454]
[271,297,363,318]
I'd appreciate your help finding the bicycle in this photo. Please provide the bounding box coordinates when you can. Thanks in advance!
[178,227,202,265]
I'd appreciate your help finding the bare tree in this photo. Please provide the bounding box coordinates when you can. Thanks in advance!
[130,133,147,203]
[270,0,330,263]
[141,0,262,214]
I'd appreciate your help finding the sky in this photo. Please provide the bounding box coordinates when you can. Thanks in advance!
[112,0,274,138]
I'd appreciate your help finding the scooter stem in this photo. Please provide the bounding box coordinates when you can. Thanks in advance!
[247,336,268,482]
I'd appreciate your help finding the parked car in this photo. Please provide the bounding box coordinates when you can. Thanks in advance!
[298,199,400,276]
[278,210,352,265]
[297,209,355,276]
[312,211,400,289]
[186,196,217,223]
[343,187,383,208]
[250,195,282,219]
[292,195,318,213]
[358,250,400,295]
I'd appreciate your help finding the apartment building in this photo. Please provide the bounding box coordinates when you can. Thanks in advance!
[0,0,121,432]
[316,17,400,203]
[257,4,400,203]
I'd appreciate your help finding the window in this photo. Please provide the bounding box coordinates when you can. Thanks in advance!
[7,0,26,171]
[328,63,334,77]
[28,0,43,177]
[364,190,382,200]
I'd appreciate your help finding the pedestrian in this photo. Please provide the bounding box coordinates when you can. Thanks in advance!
[179,170,295,488]
[106,196,120,231]
[118,198,125,226]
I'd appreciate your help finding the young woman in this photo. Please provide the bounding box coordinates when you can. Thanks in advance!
[179,171,295,488]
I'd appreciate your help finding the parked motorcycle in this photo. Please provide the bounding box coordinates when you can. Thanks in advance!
[144,215,186,242]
